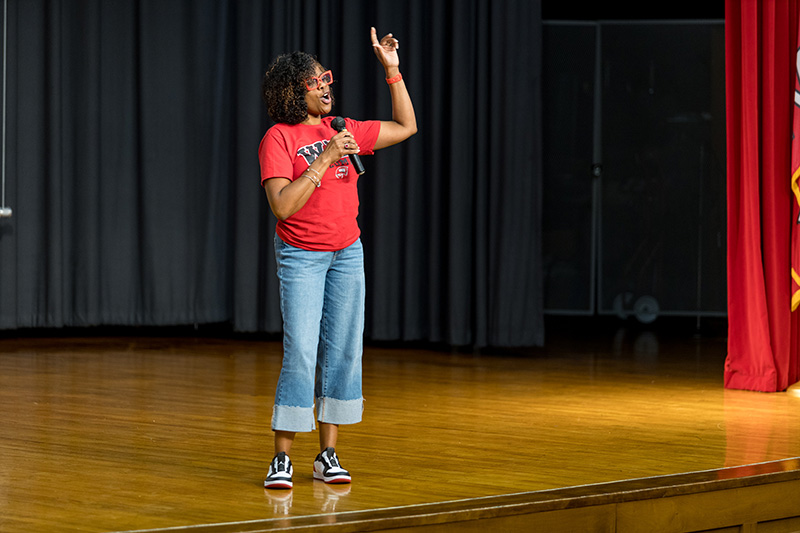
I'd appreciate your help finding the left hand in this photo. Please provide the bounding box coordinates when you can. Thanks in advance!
[371,27,400,70]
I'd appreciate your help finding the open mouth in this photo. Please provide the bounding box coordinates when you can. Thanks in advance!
[321,91,331,105]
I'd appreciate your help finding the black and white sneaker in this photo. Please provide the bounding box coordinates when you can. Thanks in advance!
[264,452,293,489]
[313,447,351,484]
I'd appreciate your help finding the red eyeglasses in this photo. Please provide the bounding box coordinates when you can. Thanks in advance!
[305,70,333,91]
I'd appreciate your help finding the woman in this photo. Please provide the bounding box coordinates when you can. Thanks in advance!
[258,27,416,489]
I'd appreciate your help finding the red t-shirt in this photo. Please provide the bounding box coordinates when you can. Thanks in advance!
[259,116,381,251]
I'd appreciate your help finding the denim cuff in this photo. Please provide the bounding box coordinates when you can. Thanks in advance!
[316,397,363,425]
[272,405,317,432]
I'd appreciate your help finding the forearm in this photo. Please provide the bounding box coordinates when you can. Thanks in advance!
[265,156,333,221]
[385,67,416,132]
[374,67,417,150]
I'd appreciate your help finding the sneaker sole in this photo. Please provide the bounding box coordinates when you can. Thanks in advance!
[313,471,351,484]
[264,480,293,489]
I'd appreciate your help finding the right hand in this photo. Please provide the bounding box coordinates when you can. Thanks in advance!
[325,130,361,162]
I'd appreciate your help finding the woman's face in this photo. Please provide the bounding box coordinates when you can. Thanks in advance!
[303,64,333,120]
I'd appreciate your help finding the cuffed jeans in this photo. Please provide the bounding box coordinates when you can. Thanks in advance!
[272,234,365,432]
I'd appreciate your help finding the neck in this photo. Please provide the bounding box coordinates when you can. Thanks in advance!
[302,114,322,126]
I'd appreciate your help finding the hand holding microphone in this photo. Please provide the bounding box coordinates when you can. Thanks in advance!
[331,116,365,175]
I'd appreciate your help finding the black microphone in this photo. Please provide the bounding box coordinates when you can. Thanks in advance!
[331,116,365,175]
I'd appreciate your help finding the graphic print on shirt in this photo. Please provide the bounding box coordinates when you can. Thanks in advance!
[296,141,350,180]
[297,141,327,164]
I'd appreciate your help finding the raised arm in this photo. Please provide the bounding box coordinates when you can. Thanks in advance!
[370,27,417,150]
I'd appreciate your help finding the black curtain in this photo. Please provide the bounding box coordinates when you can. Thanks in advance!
[0,0,544,347]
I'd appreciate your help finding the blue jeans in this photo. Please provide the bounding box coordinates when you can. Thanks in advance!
[272,234,365,432]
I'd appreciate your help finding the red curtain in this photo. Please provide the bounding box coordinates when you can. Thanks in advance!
[725,0,800,392]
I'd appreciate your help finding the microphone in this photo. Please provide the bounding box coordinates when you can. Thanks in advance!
[331,116,365,175]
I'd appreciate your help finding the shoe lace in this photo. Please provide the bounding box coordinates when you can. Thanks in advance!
[273,453,287,473]
[326,450,340,468]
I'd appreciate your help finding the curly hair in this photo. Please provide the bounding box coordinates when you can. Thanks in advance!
[262,51,330,125]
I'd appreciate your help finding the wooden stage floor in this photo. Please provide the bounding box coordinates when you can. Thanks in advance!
[1,319,800,532]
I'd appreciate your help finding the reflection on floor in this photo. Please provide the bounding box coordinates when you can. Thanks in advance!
[1,316,799,532]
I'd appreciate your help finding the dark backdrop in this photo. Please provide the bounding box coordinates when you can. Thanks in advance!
[0,0,543,347]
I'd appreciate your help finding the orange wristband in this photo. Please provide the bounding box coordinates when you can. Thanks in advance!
[386,73,403,85]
